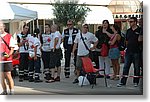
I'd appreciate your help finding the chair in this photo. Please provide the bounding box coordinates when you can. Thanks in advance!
[81,57,107,88]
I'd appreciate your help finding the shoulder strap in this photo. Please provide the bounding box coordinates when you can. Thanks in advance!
[80,33,90,51]
[0,36,11,50]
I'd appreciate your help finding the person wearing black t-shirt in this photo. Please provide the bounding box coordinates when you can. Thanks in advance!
[118,17,142,87]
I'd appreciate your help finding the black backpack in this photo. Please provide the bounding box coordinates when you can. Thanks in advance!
[118,33,126,51]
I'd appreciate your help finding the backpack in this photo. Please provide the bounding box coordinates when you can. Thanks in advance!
[118,33,126,51]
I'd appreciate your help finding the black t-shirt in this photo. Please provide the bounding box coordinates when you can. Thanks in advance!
[126,26,142,53]
[95,28,113,49]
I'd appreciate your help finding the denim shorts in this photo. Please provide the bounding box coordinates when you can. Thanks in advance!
[108,48,120,59]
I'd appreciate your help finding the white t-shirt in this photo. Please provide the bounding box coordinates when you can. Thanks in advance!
[34,37,41,56]
[74,32,98,56]
[41,34,51,52]
[50,31,62,49]
[28,36,41,56]
[17,33,30,53]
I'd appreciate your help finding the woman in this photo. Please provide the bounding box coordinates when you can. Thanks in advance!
[105,24,121,80]
[95,20,113,78]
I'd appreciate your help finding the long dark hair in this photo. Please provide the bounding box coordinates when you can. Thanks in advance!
[112,24,121,35]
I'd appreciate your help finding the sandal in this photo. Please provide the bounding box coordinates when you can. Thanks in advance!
[110,75,116,80]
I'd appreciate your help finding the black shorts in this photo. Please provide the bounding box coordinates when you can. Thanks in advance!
[1,62,13,72]
[49,49,61,69]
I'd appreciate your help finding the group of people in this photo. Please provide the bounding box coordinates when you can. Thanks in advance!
[0,17,143,95]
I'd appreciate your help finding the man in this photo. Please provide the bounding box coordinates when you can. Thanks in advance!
[40,24,51,81]
[62,20,80,78]
[46,24,62,83]
[72,24,98,83]
[28,28,43,82]
[0,20,15,95]
[17,24,30,82]
[117,17,142,87]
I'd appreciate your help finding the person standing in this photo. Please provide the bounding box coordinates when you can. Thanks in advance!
[17,24,30,82]
[95,20,113,78]
[72,24,98,83]
[40,24,51,81]
[62,20,80,78]
[28,28,43,82]
[117,17,142,87]
[46,24,62,83]
[0,21,15,95]
[105,24,121,80]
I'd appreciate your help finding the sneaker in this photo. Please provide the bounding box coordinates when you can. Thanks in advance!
[134,83,138,87]
[1,91,7,95]
[9,92,14,95]
[19,78,23,82]
[65,75,69,78]
[54,76,60,81]
[117,83,125,87]
[73,79,79,84]
[29,78,34,82]
[34,79,43,83]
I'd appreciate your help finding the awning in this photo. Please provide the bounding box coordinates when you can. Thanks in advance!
[0,1,37,21]
[85,6,114,24]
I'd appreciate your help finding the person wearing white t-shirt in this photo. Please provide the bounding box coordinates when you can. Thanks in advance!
[46,24,62,83]
[72,24,98,84]
[17,24,30,82]
[28,28,43,83]
[39,24,52,81]
[0,21,15,95]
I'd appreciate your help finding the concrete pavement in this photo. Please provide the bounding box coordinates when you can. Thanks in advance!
[0,59,143,95]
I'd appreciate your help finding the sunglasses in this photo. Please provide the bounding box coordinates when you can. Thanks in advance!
[129,21,134,23]
[67,24,72,26]
[84,27,88,29]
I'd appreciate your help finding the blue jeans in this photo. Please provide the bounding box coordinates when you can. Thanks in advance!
[120,52,140,85]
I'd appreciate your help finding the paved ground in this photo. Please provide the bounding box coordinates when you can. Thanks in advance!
[0,59,143,95]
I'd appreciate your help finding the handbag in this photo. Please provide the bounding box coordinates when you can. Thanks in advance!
[100,43,108,57]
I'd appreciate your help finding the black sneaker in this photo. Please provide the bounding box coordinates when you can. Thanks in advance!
[24,76,29,80]
[29,78,34,82]
[73,79,79,84]
[117,83,126,87]
[19,78,23,82]
[65,75,70,78]
[34,79,43,83]
[1,91,7,95]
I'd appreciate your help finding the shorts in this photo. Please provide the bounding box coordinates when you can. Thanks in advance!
[1,62,13,72]
[108,48,120,59]
[49,49,61,69]
[76,54,89,70]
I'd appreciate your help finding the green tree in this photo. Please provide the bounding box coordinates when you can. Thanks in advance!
[52,0,91,26]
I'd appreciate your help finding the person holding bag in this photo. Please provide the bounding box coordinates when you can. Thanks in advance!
[72,24,98,84]
[95,20,113,78]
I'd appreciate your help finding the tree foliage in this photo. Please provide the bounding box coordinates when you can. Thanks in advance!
[52,0,91,26]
